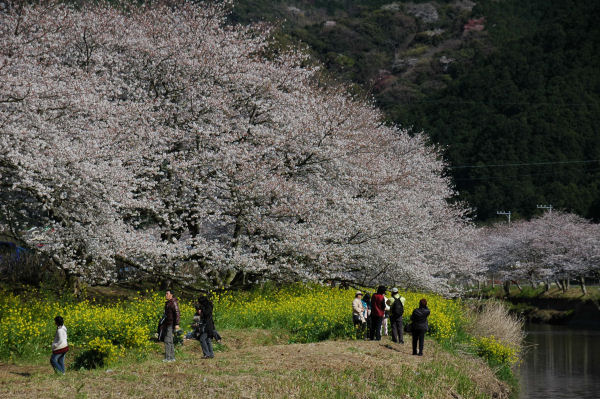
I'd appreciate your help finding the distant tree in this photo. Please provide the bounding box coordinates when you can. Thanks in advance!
[477,212,600,294]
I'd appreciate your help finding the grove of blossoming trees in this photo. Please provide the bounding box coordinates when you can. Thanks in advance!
[0,1,477,292]
[477,212,600,294]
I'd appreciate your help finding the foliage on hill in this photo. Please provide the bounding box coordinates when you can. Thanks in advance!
[401,0,600,221]
[230,0,600,222]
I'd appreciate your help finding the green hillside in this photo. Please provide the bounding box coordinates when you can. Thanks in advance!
[229,0,600,221]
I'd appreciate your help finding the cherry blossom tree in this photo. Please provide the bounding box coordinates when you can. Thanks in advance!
[0,1,476,292]
[477,212,600,294]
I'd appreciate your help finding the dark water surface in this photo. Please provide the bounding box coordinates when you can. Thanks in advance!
[519,324,600,399]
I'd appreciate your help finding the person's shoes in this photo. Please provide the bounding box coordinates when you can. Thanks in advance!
[399,341,404,344]
[412,352,418,355]
[162,359,170,362]
[202,355,214,359]
[418,353,423,356]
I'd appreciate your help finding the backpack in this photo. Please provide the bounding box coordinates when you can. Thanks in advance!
[157,313,167,342]
[391,297,404,318]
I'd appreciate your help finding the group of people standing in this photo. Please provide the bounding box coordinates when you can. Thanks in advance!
[352,286,430,356]
[48,286,429,375]
[158,289,219,362]
[49,289,220,374]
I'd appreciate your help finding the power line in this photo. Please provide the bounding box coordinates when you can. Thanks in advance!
[448,159,600,170]
[452,166,600,182]
[406,100,598,106]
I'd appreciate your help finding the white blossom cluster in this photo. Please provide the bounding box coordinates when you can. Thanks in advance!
[477,212,600,284]
[0,1,476,291]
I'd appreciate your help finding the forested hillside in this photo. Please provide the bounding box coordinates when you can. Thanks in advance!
[229,0,600,222]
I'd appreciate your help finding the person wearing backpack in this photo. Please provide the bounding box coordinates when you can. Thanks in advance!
[387,287,405,344]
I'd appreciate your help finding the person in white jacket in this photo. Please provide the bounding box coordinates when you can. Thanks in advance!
[51,316,68,374]
[352,291,366,338]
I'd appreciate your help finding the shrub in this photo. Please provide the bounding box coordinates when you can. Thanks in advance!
[466,300,524,353]
[472,335,519,366]
[73,337,125,370]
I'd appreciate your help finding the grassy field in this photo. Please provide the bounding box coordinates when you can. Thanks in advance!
[0,329,509,399]
[0,284,520,398]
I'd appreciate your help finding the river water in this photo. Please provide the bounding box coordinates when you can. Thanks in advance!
[519,324,600,399]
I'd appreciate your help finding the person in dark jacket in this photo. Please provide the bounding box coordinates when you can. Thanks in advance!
[369,286,386,341]
[410,298,430,356]
[362,293,371,340]
[388,287,405,344]
[197,296,216,359]
[162,290,180,362]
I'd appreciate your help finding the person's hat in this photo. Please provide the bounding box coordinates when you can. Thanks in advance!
[391,287,399,293]
[356,291,363,296]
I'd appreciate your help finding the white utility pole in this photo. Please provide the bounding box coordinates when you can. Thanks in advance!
[496,210,511,225]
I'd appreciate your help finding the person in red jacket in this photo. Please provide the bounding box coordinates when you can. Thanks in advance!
[369,286,386,340]
[162,289,180,362]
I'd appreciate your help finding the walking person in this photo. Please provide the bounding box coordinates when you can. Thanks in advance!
[388,287,406,343]
[197,296,216,359]
[50,315,68,375]
[410,298,430,356]
[352,291,366,339]
[369,286,386,341]
[161,289,180,362]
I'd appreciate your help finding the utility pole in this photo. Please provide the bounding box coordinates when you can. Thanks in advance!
[537,204,553,214]
[494,210,511,290]
[496,210,511,226]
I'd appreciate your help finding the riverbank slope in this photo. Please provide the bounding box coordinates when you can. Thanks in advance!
[476,286,600,328]
[0,329,509,399]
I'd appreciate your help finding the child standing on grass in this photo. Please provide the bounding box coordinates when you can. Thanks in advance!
[50,316,68,374]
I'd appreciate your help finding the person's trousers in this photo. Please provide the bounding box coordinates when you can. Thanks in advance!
[382,317,388,335]
[164,326,175,360]
[370,316,383,340]
[412,329,426,355]
[391,317,404,343]
[200,332,214,358]
[50,352,65,374]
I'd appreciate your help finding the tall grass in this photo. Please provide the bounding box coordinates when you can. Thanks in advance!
[467,300,525,352]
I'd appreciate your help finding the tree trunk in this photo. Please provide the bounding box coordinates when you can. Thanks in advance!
[544,279,550,292]
[503,280,511,297]
[65,273,82,298]
[491,274,495,288]
[555,279,564,292]
[579,276,587,296]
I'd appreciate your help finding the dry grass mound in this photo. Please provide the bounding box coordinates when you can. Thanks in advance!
[467,300,525,351]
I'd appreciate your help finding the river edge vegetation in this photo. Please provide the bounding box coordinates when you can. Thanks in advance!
[0,283,522,398]
[473,284,600,327]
